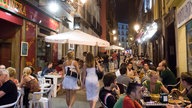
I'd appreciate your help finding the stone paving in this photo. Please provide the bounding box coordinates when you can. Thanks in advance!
[52,89,101,108]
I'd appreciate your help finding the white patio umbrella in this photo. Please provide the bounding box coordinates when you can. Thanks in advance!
[105,45,124,50]
[45,30,109,47]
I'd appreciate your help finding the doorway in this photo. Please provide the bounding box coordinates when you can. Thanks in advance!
[0,43,11,67]
[166,22,177,76]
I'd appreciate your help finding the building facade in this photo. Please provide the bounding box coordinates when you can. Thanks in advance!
[0,0,105,80]
[118,22,128,49]
[136,0,190,77]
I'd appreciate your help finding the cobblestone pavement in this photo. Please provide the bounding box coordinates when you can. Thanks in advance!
[52,71,117,108]
[52,88,101,108]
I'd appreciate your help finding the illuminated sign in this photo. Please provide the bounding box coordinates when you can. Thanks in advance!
[0,0,59,31]
[144,0,152,13]
[0,0,26,16]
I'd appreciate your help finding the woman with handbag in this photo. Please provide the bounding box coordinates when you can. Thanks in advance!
[82,52,103,108]
[62,50,80,108]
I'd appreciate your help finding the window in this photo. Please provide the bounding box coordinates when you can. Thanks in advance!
[122,25,124,29]
[122,37,124,41]
[121,31,124,35]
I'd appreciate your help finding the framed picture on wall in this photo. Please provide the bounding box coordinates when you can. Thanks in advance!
[21,42,28,56]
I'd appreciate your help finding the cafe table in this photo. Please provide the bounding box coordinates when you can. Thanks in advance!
[44,74,62,97]
[140,99,186,108]
[140,99,168,108]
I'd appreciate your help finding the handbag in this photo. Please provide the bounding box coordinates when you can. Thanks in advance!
[95,68,104,80]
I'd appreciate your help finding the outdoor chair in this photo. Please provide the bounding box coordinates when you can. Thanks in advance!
[167,78,181,92]
[0,91,21,108]
[29,84,55,108]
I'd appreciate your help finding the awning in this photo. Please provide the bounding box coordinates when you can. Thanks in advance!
[136,21,159,43]
[105,45,124,50]
[45,30,110,47]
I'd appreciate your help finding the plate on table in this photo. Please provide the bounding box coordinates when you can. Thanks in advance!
[168,100,182,104]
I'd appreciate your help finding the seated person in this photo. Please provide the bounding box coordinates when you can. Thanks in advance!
[115,63,127,77]
[41,61,54,76]
[114,82,143,108]
[7,67,19,85]
[0,69,17,105]
[0,65,6,69]
[55,61,63,73]
[142,71,169,94]
[20,67,40,107]
[171,72,192,108]
[117,66,132,86]
[127,62,141,84]
[99,73,120,108]
[29,66,38,81]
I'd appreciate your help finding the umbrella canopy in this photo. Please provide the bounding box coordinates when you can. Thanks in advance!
[45,30,109,47]
[105,45,124,50]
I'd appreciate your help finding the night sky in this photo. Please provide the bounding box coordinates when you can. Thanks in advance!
[115,0,141,25]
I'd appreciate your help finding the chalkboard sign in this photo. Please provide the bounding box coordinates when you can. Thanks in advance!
[21,42,28,56]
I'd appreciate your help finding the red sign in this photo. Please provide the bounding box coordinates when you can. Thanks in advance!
[0,0,59,31]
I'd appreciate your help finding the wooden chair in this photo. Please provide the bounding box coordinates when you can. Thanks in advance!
[0,91,21,108]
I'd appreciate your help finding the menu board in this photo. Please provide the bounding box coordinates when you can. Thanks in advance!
[186,20,192,72]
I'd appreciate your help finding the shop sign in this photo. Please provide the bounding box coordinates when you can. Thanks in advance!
[0,0,59,31]
[0,0,26,16]
[176,0,192,28]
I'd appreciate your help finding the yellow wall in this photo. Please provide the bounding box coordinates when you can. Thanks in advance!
[177,25,187,76]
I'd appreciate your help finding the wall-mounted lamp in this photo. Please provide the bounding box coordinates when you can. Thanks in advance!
[48,1,59,13]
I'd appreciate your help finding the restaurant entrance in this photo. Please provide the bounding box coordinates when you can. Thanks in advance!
[166,22,177,77]
[0,18,21,68]
[0,43,11,67]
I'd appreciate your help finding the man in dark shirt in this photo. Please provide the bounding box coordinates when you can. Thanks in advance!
[157,60,176,86]
[99,73,120,108]
[0,69,17,105]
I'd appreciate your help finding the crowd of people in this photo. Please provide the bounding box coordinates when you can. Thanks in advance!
[0,50,192,108]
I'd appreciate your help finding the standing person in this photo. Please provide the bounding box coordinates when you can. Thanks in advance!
[62,50,80,108]
[114,82,143,108]
[0,69,17,106]
[112,51,118,69]
[157,60,176,86]
[117,51,121,68]
[102,52,109,72]
[82,52,103,108]
[99,73,120,108]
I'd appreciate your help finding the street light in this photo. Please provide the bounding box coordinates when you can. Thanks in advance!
[112,29,116,35]
[113,36,117,41]
[48,1,59,13]
[119,43,121,46]
[134,24,140,32]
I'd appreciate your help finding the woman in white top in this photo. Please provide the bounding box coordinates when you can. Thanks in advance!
[82,52,103,108]
[62,50,80,108]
